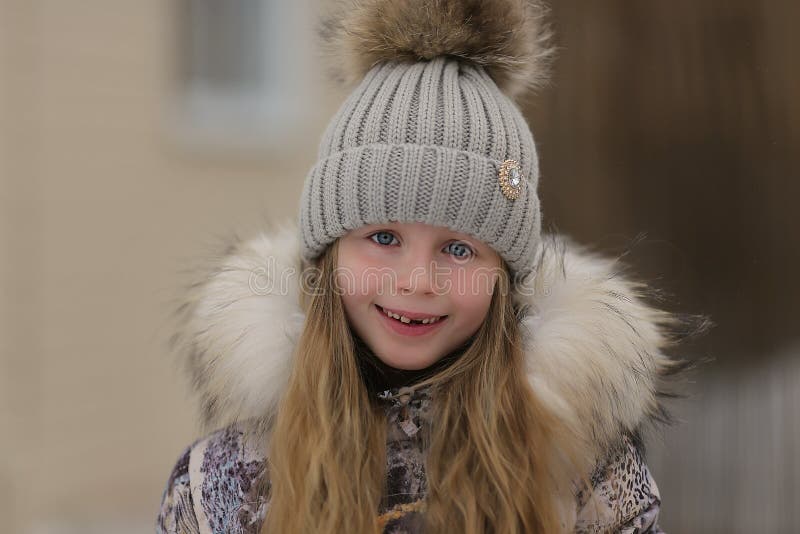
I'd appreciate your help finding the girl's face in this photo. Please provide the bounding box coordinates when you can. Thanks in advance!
[336,222,502,371]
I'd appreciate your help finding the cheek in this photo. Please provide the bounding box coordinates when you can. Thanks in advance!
[457,293,494,327]
[447,264,499,298]
[336,264,370,329]
[450,268,497,323]
[336,252,386,302]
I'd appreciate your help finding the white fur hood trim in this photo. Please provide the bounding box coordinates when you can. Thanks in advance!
[172,223,687,459]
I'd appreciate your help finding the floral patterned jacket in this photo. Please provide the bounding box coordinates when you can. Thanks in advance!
[156,227,682,533]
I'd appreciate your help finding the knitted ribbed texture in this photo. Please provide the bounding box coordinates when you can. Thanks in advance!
[298,56,541,280]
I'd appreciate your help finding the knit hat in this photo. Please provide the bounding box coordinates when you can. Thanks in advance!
[298,0,554,281]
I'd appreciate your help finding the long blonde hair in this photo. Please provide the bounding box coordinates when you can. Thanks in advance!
[262,239,569,533]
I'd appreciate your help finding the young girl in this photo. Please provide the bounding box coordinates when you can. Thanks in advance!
[157,1,696,532]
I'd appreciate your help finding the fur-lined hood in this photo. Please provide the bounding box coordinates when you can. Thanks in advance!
[171,222,690,466]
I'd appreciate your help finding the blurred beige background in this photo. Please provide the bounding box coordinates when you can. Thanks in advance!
[1,1,797,532]
[1,1,335,531]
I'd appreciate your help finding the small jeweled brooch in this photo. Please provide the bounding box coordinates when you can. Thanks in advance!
[498,159,524,200]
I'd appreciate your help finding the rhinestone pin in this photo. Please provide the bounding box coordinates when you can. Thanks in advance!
[498,159,524,200]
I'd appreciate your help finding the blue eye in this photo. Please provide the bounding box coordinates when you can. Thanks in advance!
[445,241,473,258]
[370,231,398,246]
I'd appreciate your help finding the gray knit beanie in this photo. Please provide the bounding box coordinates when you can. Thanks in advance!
[298,0,553,281]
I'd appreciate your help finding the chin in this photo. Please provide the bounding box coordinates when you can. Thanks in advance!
[375,351,439,371]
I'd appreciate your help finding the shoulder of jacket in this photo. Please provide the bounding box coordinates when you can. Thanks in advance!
[186,423,269,533]
[157,441,198,534]
[574,434,663,533]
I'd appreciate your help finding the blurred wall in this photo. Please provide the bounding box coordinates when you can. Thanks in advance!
[647,346,799,532]
[1,0,333,531]
[533,2,799,531]
[1,0,797,532]
[536,0,799,361]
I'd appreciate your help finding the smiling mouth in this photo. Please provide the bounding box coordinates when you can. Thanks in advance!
[375,304,448,325]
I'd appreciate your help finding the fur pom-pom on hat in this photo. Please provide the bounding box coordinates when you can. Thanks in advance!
[319,0,555,99]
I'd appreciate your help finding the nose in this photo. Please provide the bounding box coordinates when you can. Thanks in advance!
[396,250,436,296]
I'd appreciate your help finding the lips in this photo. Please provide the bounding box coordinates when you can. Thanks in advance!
[374,304,448,337]
[376,305,447,324]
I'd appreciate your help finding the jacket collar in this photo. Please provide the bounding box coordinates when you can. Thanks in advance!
[172,221,682,466]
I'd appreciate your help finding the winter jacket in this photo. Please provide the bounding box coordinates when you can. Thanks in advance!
[156,226,678,533]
